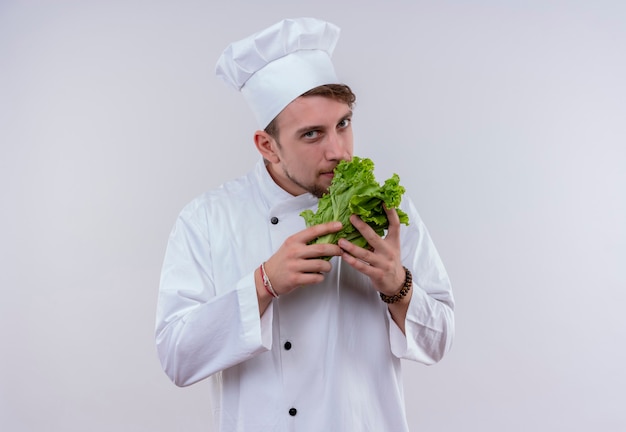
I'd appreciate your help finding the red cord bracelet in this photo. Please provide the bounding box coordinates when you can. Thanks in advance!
[259,263,278,298]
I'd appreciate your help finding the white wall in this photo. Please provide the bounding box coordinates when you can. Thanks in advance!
[1,1,625,430]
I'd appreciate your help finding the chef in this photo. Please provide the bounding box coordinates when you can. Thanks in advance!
[155,17,454,431]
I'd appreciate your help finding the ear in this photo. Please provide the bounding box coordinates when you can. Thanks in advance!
[254,130,280,163]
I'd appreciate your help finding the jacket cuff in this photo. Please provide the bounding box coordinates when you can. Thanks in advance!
[237,271,274,351]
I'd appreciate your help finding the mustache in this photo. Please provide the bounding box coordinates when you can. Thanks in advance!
[319,166,338,175]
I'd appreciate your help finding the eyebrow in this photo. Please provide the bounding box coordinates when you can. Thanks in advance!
[294,110,353,137]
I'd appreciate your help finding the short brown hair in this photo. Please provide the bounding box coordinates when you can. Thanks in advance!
[264,84,356,139]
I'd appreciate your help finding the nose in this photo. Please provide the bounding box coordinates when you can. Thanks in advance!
[325,131,350,161]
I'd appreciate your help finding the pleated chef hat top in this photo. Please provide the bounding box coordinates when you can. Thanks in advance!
[215,17,341,129]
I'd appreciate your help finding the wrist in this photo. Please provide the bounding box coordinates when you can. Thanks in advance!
[379,266,412,304]
[259,262,279,298]
[255,267,273,317]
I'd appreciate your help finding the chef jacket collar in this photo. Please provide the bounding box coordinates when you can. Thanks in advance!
[254,158,318,212]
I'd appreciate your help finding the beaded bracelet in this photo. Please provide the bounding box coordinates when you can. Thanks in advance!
[259,262,279,298]
[379,266,412,304]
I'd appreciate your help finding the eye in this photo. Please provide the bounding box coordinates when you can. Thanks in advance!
[302,130,320,139]
[338,118,351,129]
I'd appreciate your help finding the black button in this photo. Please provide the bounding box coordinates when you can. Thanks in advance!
[284,341,292,350]
[270,217,279,225]
[289,408,297,416]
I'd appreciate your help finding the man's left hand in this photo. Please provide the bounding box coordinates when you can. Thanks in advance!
[338,206,405,297]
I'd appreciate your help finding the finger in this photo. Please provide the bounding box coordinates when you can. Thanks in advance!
[340,246,376,276]
[383,205,401,241]
[384,204,400,227]
[349,214,383,247]
[338,236,374,264]
[294,271,327,287]
[298,221,343,244]
[298,255,335,273]
[301,244,343,260]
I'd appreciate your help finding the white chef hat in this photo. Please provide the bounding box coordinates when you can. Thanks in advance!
[215,17,341,129]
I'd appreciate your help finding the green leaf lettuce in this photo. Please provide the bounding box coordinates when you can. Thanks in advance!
[300,156,409,253]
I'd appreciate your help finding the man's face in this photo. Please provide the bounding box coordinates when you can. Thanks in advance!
[266,95,354,198]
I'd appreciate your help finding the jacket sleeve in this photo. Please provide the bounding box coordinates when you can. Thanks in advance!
[388,197,455,364]
[155,202,274,387]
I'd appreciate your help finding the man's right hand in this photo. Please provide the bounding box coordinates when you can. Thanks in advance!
[256,221,343,308]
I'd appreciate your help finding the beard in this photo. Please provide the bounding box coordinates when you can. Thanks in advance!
[272,139,332,198]
[284,168,329,198]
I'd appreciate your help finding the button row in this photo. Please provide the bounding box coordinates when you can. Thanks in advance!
[284,341,296,417]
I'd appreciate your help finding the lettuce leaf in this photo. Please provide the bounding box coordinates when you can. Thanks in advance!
[300,156,409,254]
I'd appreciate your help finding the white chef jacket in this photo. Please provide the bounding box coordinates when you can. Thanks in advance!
[156,158,454,431]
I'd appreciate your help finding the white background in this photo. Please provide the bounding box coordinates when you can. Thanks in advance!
[1,1,625,431]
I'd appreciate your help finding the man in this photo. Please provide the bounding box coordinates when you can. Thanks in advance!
[156,17,454,431]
